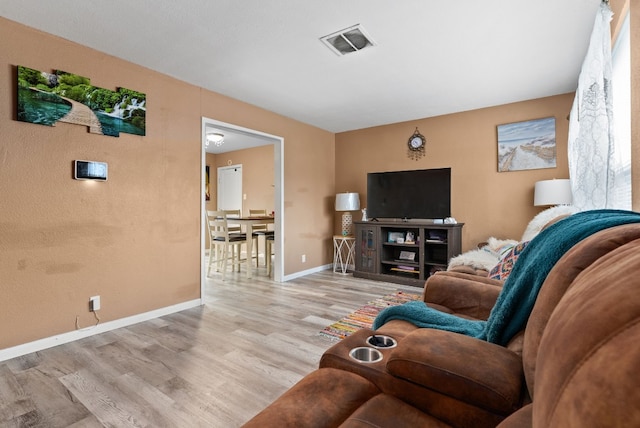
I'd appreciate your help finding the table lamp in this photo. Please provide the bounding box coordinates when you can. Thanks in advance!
[335,192,360,236]
[534,179,572,206]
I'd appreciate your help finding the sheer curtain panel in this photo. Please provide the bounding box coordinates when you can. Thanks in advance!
[568,2,617,210]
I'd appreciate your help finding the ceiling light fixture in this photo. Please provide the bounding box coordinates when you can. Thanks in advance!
[320,24,376,56]
[206,132,225,146]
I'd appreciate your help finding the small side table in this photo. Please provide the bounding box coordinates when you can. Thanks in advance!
[333,235,356,274]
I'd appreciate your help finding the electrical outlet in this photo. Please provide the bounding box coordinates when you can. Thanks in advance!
[301,254,306,263]
[89,295,101,312]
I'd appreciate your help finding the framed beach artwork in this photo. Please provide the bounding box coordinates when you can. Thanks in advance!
[497,117,556,172]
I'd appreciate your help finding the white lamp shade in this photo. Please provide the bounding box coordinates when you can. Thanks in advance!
[335,192,360,211]
[534,179,572,206]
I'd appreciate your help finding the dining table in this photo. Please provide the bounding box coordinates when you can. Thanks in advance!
[228,215,274,278]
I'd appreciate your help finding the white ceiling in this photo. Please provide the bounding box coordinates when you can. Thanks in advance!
[203,121,277,154]
[1,0,601,144]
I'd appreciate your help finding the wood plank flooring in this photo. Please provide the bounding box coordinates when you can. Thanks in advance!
[0,268,418,427]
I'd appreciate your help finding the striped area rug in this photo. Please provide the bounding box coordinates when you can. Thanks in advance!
[318,290,421,341]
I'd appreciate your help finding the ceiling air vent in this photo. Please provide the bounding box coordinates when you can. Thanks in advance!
[320,24,376,56]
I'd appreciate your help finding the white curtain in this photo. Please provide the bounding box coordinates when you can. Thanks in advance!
[610,12,632,209]
[568,2,617,210]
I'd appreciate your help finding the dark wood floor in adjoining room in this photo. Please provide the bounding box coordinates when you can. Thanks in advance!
[0,268,418,427]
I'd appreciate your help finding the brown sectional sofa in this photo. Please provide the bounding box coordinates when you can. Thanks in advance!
[243,220,640,427]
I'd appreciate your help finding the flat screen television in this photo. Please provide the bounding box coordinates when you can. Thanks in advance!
[366,168,451,220]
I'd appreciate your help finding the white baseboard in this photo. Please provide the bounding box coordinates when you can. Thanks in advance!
[283,264,332,281]
[0,298,203,363]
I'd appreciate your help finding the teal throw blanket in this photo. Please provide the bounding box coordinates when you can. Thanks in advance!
[372,209,640,345]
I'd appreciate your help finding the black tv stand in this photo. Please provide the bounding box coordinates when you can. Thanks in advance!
[353,220,463,287]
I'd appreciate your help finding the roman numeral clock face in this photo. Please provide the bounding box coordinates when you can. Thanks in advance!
[407,127,425,160]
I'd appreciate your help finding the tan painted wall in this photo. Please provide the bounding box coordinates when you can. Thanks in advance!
[198,88,337,270]
[1,2,637,351]
[0,18,334,350]
[204,146,275,249]
[204,152,216,249]
[212,145,275,216]
[205,152,217,207]
[335,0,638,252]
[336,94,574,252]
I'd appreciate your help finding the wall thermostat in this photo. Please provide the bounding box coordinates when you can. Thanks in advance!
[74,160,108,181]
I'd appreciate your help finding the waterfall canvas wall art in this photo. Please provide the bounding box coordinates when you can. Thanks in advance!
[497,117,556,172]
[17,65,146,137]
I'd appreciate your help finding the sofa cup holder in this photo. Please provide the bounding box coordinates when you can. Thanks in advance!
[349,347,383,363]
[366,335,397,349]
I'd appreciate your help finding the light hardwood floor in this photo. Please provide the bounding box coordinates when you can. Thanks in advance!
[0,267,419,427]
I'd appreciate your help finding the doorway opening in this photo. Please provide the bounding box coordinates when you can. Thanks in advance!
[200,117,284,294]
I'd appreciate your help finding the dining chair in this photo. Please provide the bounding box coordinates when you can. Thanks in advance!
[206,210,247,280]
[224,209,242,233]
[265,234,275,277]
[224,209,247,263]
[249,209,274,267]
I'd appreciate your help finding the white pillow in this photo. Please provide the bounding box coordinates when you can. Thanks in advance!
[521,205,579,242]
[447,248,500,272]
[486,237,519,259]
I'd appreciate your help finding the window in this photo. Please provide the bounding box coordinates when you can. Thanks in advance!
[611,12,631,209]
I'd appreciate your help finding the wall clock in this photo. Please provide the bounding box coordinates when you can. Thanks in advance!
[407,127,426,160]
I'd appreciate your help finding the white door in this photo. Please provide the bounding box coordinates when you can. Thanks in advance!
[217,165,243,212]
